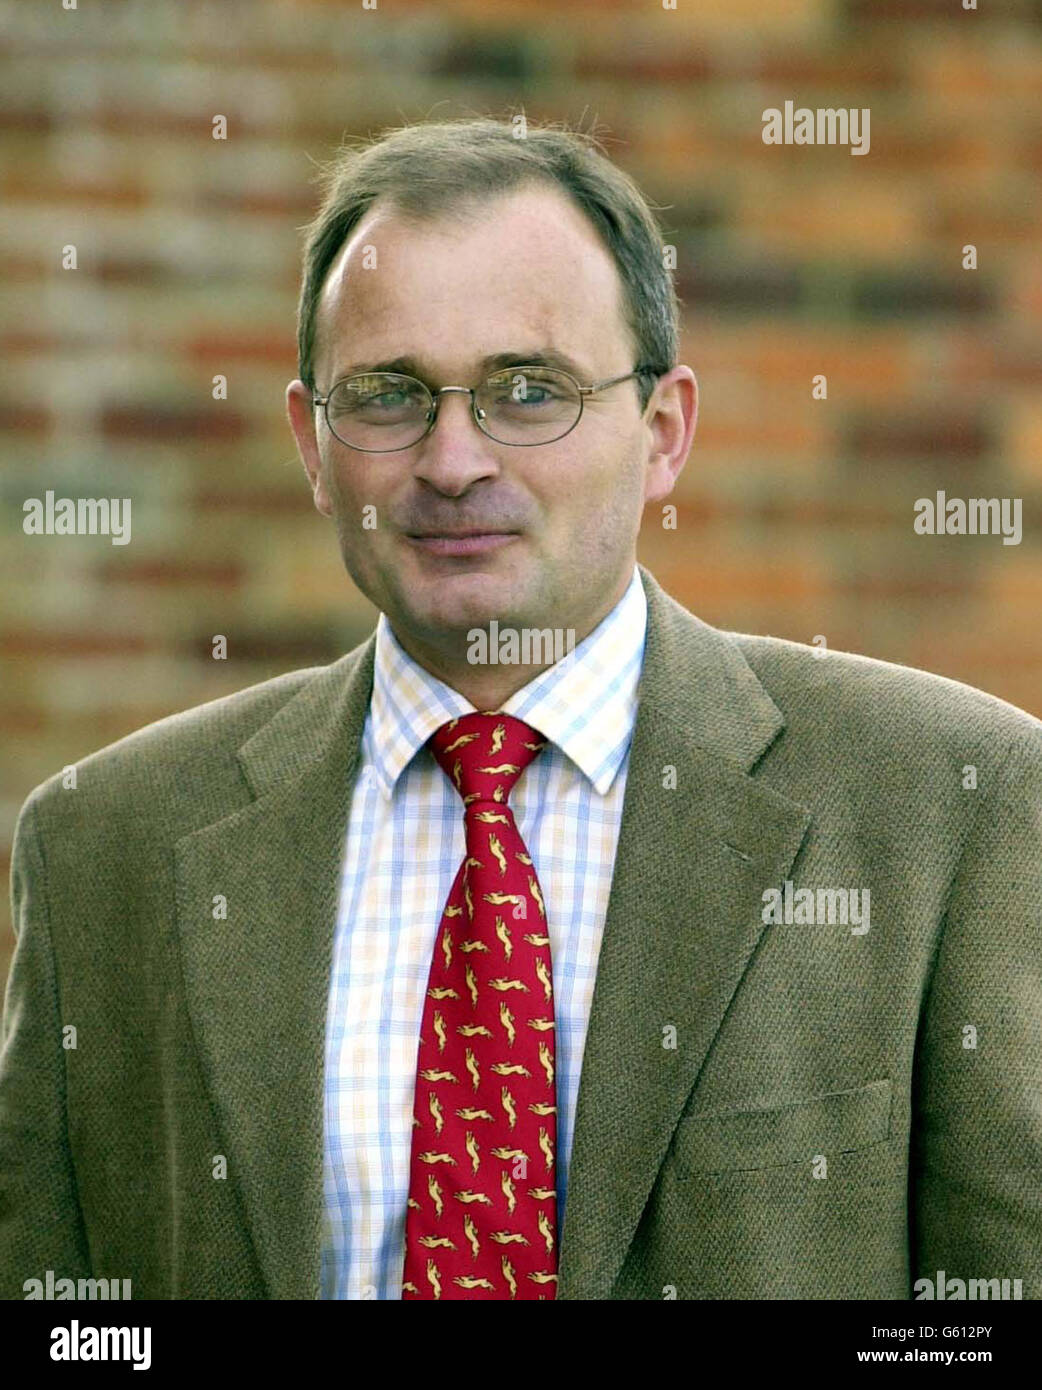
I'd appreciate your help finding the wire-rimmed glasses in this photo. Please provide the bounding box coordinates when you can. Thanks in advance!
[312,364,656,452]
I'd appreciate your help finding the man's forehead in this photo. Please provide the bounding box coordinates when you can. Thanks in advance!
[328,183,610,282]
[315,186,630,378]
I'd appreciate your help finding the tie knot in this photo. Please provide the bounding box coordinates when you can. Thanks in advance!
[429,711,547,805]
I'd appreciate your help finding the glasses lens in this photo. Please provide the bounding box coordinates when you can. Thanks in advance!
[326,374,431,450]
[476,368,581,445]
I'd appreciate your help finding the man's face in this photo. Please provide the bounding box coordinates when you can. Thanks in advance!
[290,183,684,653]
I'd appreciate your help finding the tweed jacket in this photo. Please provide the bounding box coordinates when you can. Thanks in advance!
[3,564,1041,1299]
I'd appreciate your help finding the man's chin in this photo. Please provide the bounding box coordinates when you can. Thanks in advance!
[404,568,537,638]
[412,585,521,636]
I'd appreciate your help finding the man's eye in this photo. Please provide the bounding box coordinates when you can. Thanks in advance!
[336,389,414,414]
[491,375,561,405]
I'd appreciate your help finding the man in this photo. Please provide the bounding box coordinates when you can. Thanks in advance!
[2,118,1041,1302]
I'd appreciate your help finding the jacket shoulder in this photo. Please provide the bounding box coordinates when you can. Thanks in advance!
[18,658,348,828]
[728,629,1042,755]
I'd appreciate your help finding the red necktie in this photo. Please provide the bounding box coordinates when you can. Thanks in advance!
[402,711,558,1300]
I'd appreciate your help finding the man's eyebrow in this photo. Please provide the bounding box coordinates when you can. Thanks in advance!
[329,349,593,383]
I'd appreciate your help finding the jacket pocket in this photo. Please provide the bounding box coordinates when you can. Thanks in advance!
[669,1077,893,1177]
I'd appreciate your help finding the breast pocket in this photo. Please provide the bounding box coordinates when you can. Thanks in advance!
[669,1077,893,1178]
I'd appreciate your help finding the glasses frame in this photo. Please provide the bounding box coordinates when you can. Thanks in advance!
[312,363,658,452]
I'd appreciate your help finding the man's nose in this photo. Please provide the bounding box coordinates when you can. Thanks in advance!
[412,391,500,493]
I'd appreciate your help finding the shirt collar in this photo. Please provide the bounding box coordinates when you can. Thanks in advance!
[366,564,647,799]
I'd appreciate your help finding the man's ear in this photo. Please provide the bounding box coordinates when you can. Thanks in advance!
[642,365,698,505]
[286,380,334,517]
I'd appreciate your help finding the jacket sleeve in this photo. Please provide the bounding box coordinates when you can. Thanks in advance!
[0,790,91,1299]
[911,727,1042,1298]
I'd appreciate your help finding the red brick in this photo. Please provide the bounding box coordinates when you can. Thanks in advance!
[100,406,246,443]
[94,559,245,588]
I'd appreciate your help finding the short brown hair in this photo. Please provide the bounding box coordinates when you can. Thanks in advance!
[295,117,678,411]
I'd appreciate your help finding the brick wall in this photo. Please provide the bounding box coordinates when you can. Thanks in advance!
[3,0,1041,976]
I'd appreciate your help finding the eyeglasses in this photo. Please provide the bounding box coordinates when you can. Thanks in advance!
[312,364,655,452]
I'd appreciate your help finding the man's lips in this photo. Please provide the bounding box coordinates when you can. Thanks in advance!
[404,530,520,557]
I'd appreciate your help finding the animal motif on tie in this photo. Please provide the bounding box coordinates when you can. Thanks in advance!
[465,1131,481,1175]
[443,731,481,754]
[429,1092,444,1134]
[539,1205,556,1252]
[495,917,512,959]
[465,1049,480,1091]
[528,878,545,919]
[499,1002,516,1045]
[403,712,558,1300]
[488,834,509,876]
[456,1106,493,1122]
[501,1086,517,1127]
[538,1127,554,1171]
[428,1175,443,1218]
[490,1147,527,1163]
[501,1170,517,1213]
[534,959,552,1002]
[420,1235,456,1250]
[464,1215,480,1259]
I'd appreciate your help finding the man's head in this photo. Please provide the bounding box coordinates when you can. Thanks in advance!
[286,118,697,680]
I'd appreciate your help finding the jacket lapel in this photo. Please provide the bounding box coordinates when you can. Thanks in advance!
[174,638,376,1299]
[557,566,812,1299]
